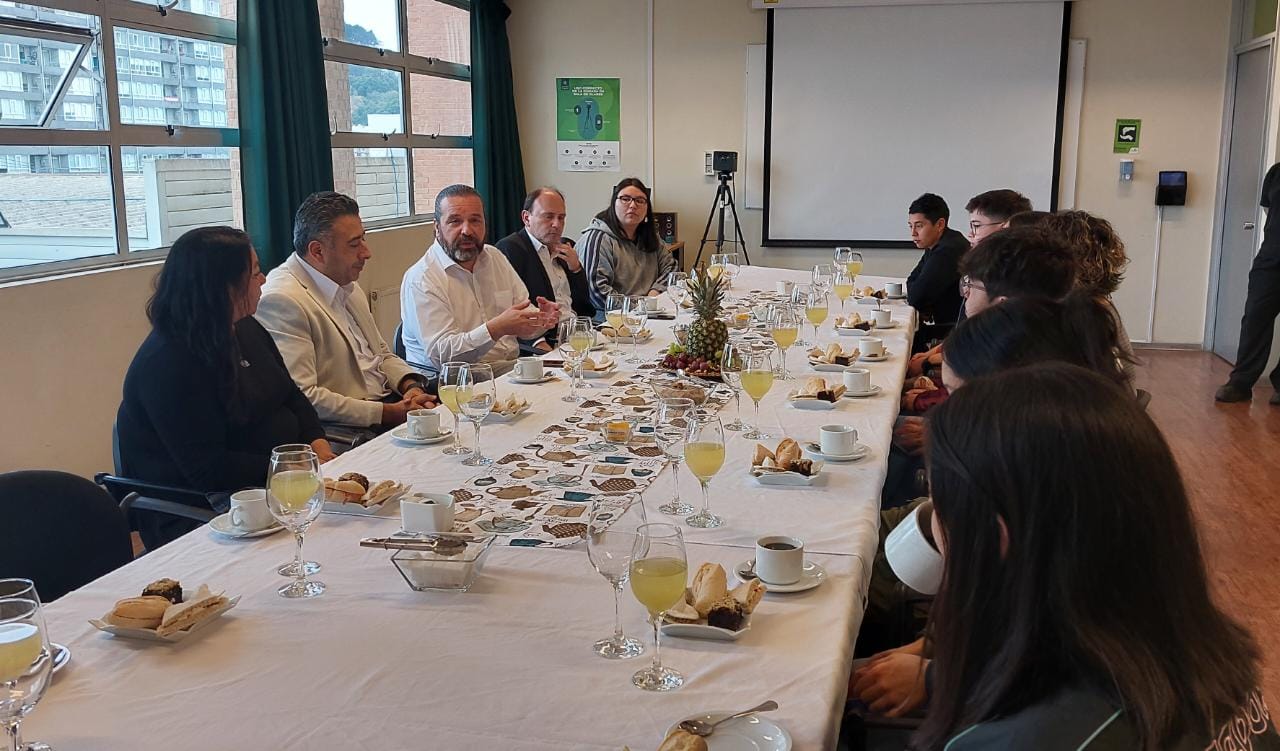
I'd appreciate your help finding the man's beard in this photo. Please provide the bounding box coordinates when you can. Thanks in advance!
[442,233,481,263]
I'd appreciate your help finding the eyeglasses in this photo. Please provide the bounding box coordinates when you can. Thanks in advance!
[968,220,1003,233]
[958,275,986,297]
[617,195,649,206]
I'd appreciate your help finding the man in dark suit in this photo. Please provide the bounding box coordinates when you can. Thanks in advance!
[905,192,969,352]
[495,187,595,352]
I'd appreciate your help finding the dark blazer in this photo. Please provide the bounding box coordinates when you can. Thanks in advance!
[496,228,597,336]
[117,316,325,548]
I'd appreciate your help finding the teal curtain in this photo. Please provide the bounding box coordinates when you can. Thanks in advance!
[237,0,333,271]
[471,0,526,240]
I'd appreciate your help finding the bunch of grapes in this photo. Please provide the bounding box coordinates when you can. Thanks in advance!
[659,352,718,373]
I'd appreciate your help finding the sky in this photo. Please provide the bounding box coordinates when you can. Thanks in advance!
[348,1,400,50]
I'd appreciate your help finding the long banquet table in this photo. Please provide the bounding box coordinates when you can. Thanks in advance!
[31,266,915,750]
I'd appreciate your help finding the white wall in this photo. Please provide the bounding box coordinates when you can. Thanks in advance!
[0,223,433,479]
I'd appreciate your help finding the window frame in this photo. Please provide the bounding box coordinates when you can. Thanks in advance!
[0,0,238,283]
[322,0,472,229]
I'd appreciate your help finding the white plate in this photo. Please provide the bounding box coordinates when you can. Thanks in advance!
[485,407,532,423]
[835,327,870,337]
[856,297,887,306]
[668,713,793,751]
[751,461,825,486]
[89,596,241,643]
[508,373,558,385]
[322,484,408,516]
[886,293,907,300]
[808,362,852,373]
[787,396,836,411]
[208,513,285,539]
[390,425,454,445]
[802,441,870,462]
[733,560,827,594]
[858,352,890,362]
[873,320,900,329]
[579,365,618,379]
[52,642,70,674]
[841,385,883,399]
[661,616,751,642]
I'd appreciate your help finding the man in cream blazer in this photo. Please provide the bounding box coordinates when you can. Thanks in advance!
[257,192,436,430]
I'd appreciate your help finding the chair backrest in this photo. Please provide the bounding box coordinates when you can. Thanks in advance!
[393,322,407,359]
[1136,388,1152,411]
[0,470,133,601]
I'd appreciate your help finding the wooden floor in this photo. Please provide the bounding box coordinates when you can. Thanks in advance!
[1135,349,1280,703]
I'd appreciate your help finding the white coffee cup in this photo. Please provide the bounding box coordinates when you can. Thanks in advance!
[776,280,794,295]
[229,489,273,532]
[873,309,892,328]
[755,535,805,585]
[885,282,904,297]
[819,423,858,456]
[401,493,456,534]
[644,296,662,312]
[842,367,871,393]
[514,356,545,381]
[407,408,441,439]
[861,337,885,358]
[884,502,943,595]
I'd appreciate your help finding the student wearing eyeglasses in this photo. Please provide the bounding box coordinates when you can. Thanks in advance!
[579,177,678,313]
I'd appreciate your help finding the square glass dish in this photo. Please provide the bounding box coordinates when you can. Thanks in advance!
[390,533,497,592]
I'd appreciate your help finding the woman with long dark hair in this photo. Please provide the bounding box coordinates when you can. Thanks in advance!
[578,177,678,312]
[117,226,333,549]
[917,363,1275,749]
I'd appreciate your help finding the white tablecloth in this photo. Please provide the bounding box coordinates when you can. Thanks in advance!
[31,266,914,751]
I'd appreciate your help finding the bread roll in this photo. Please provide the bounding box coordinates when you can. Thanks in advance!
[106,595,171,629]
[332,479,366,503]
[752,444,774,466]
[690,563,728,617]
[665,597,700,623]
[658,730,709,751]
[156,584,228,637]
[338,472,369,490]
[775,438,802,470]
[802,377,826,396]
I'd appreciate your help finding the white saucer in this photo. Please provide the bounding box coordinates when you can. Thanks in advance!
[802,441,870,462]
[859,352,890,362]
[209,513,285,539]
[841,384,883,398]
[873,320,900,329]
[809,362,850,373]
[669,713,791,750]
[733,559,827,594]
[886,293,907,300]
[660,617,751,642]
[52,642,70,674]
[787,396,836,411]
[390,425,454,445]
[509,373,557,385]
[836,327,870,337]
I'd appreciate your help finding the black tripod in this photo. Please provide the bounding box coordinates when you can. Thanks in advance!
[694,170,750,268]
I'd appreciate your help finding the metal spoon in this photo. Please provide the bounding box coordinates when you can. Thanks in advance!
[679,700,779,737]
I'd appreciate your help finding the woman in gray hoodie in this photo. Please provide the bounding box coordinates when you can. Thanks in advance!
[579,177,678,313]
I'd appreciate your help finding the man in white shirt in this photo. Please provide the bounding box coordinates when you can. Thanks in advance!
[495,187,596,352]
[256,192,436,430]
[400,184,558,373]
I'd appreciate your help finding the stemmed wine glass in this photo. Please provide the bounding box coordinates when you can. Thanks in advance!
[708,253,729,285]
[768,304,801,379]
[834,246,853,271]
[438,361,472,456]
[723,252,742,290]
[788,285,810,347]
[844,249,865,279]
[653,397,695,515]
[805,286,829,344]
[605,293,627,356]
[832,269,854,312]
[586,496,648,659]
[459,363,496,467]
[666,271,688,324]
[811,263,834,295]
[622,296,649,364]
[720,341,747,431]
[266,444,326,598]
[558,317,595,403]
[629,523,688,692]
[683,413,726,529]
[0,596,52,751]
[740,347,775,440]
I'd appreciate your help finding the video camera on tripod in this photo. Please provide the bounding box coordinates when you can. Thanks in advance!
[695,151,749,268]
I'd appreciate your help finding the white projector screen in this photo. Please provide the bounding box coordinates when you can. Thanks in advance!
[764,2,1067,246]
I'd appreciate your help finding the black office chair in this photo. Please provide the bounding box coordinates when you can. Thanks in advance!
[1136,388,1152,411]
[97,421,221,553]
[394,322,439,378]
[0,470,134,601]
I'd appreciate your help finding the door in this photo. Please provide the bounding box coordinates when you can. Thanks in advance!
[1213,45,1271,362]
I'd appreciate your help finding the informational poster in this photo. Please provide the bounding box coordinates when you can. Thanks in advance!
[556,77,620,172]
[1113,118,1141,153]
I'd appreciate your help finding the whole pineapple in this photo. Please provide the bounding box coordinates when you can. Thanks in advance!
[685,272,729,364]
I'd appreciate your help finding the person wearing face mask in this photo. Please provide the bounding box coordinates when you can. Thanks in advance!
[117,226,333,550]
[495,186,595,352]
[256,192,436,434]
[399,184,560,375]
[579,177,678,313]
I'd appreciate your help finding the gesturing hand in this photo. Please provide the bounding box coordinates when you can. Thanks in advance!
[850,653,929,718]
[489,300,546,339]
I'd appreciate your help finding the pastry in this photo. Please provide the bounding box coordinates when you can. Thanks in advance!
[706,595,748,631]
[156,585,228,637]
[912,375,938,391]
[731,579,766,613]
[105,595,171,630]
[364,479,400,505]
[324,478,366,503]
[775,438,802,469]
[141,578,182,604]
[658,729,709,751]
[690,562,729,617]
[338,472,369,491]
[665,597,701,623]
[752,443,775,466]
